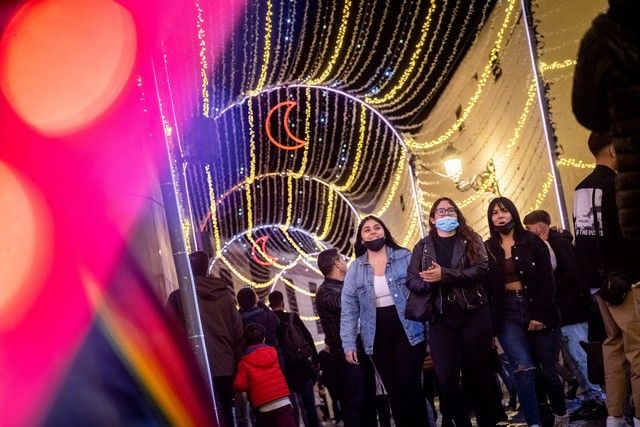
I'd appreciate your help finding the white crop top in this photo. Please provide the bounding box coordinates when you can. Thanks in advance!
[373,275,394,307]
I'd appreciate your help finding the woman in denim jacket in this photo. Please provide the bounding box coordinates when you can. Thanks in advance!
[340,215,427,427]
[485,197,567,427]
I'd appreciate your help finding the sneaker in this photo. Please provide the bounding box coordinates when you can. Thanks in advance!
[634,418,639,427]
[570,400,607,421]
[607,416,631,427]
[565,378,578,400]
[553,414,569,427]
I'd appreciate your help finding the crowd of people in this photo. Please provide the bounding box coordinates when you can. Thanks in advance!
[162,1,640,425]
[166,130,637,426]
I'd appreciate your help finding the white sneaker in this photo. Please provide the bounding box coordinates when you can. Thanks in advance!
[634,417,640,427]
[606,416,631,427]
[553,414,569,427]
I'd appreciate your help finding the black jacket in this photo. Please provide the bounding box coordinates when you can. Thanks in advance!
[315,277,344,360]
[547,229,590,326]
[573,3,640,241]
[240,304,280,349]
[485,230,559,331]
[406,232,489,321]
[573,165,636,288]
[273,310,318,391]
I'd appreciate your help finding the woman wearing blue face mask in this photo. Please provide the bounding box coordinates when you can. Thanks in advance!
[406,197,497,427]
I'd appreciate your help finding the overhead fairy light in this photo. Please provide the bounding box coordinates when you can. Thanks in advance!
[176,0,498,304]
[410,0,518,150]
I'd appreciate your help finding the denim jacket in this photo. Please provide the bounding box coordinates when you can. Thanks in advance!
[340,246,425,355]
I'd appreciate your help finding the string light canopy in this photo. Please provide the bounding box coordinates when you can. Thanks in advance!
[163,0,499,301]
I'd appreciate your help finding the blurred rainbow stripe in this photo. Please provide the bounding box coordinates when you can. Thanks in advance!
[83,263,214,426]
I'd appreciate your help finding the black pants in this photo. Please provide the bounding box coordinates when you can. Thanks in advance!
[330,353,378,427]
[429,303,497,427]
[372,306,427,427]
[213,376,235,427]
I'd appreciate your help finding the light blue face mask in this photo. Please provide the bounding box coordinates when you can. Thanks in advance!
[435,217,459,232]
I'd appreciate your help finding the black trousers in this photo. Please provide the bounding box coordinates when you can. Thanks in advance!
[372,306,427,427]
[429,303,497,427]
[213,376,235,427]
[330,353,378,427]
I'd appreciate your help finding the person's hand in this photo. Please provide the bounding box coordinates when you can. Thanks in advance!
[422,354,434,371]
[528,320,545,331]
[345,350,359,364]
[423,262,442,282]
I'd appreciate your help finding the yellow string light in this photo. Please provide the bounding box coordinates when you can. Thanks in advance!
[373,150,407,217]
[529,173,554,212]
[249,0,273,95]
[291,87,312,179]
[457,173,497,208]
[247,98,257,183]
[308,0,352,84]
[409,0,518,150]
[336,106,366,191]
[205,164,222,251]
[281,277,316,297]
[557,158,595,169]
[317,187,336,240]
[195,1,210,117]
[539,59,576,72]
[365,0,437,105]
[401,202,419,248]
[506,79,537,149]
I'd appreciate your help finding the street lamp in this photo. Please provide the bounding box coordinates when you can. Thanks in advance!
[442,144,463,181]
[440,144,501,195]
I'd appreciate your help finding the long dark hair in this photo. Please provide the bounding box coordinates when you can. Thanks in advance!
[354,215,403,257]
[429,197,482,263]
[486,196,527,240]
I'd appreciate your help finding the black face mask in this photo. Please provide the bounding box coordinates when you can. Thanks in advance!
[363,237,386,252]
[495,220,515,235]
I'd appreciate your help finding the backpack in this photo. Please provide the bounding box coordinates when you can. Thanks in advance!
[281,313,313,364]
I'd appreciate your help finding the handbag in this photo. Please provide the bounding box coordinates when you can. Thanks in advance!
[599,268,631,305]
[405,242,435,321]
[405,291,432,321]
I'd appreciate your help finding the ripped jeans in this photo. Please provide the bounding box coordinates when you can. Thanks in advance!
[498,294,566,426]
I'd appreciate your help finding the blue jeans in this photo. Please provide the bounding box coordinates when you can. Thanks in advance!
[560,322,604,399]
[498,294,566,426]
[292,378,319,427]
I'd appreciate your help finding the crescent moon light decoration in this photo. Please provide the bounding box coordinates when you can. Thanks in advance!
[265,100,307,150]
[251,235,279,266]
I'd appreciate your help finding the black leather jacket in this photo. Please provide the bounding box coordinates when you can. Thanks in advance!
[485,230,559,331]
[406,232,489,320]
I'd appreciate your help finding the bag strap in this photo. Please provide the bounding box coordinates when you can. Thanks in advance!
[590,183,606,278]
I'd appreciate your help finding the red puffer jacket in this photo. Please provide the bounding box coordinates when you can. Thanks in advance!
[233,344,290,408]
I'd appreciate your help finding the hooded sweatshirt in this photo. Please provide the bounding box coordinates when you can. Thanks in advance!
[233,344,290,408]
[166,276,244,377]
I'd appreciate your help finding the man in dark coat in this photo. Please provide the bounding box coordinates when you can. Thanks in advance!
[572,0,640,242]
[571,133,639,426]
[237,287,280,349]
[166,251,244,427]
[268,290,320,427]
[315,249,378,427]
[524,211,605,408]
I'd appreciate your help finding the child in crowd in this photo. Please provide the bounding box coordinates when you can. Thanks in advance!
[234,323,296,427]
